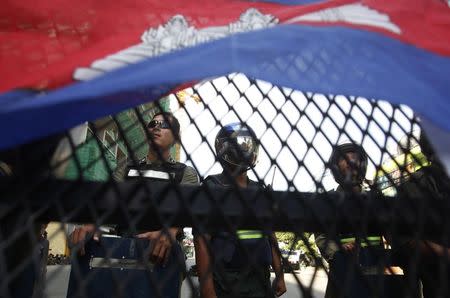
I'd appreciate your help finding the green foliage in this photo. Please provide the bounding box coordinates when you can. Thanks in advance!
[275,232,320,259]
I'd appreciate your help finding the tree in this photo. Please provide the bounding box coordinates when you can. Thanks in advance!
[275,232,320,265]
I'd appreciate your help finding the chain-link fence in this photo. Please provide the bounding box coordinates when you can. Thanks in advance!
[1,73,449,298]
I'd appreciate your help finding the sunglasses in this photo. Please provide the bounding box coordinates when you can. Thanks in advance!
[147,119,171,129]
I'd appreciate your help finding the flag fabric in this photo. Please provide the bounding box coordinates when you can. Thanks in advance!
[1,0,450,149]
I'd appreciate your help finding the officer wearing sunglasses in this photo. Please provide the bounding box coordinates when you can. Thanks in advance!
[68,112,199,298]
[147,119,171,129]
[134,112,199,261]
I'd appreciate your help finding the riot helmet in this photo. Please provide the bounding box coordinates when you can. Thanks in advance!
[215,123,259,171]
[329,142,368,187]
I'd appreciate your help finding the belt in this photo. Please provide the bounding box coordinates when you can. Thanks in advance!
[236,230,265,240]
[340,236,382,247]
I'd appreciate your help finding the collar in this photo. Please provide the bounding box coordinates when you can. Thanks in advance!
[336,184,368,193]
[146,155,176,165]
[216,173,251,187]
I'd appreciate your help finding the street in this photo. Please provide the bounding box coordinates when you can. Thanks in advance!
[45,259,327,298]
[180,268,327,298]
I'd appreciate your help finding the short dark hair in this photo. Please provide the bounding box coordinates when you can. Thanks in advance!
[151,112,181,141]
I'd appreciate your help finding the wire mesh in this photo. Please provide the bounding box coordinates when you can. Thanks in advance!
[1,73,449,298]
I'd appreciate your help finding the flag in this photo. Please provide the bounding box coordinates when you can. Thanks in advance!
[1,0,450,149]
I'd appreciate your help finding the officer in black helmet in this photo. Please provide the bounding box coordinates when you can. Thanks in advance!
[194,123,286,298]
[328,142,368,193]
[315,142,385,298]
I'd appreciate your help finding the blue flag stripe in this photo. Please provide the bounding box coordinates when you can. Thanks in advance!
[1,25,449,149]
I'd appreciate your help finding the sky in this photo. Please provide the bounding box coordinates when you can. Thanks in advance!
[169,73,419,192]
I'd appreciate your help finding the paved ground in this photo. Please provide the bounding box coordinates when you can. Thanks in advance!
[45,260,327,298]
[180,258,327,298]
[180,268,327,298]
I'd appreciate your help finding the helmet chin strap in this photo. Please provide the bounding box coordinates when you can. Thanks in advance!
[217,142,230,159]
[342,179,362,187]
[339,172,363,191]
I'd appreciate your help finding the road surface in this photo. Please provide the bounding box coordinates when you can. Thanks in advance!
[45,259,327,298]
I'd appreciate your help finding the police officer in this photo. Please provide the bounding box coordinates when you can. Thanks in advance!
[315,142,384,298]
[194,123,286,298]
[392,131,450,298]
[69,112,199,297]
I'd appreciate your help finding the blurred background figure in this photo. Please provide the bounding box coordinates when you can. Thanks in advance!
[392,130,450,298]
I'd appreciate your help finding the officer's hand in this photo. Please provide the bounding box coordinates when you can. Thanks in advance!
[136,228,178,265]
[70,224,99,256]
[272,275,287,297]
[342,242,356,252]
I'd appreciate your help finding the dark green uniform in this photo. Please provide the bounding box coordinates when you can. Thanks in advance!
[204,174,273,298]
[394,164,450,298]
[315,187,384,298]
[67,156,199,298]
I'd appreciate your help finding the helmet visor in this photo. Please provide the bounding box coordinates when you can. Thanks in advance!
[216,124,259,169]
